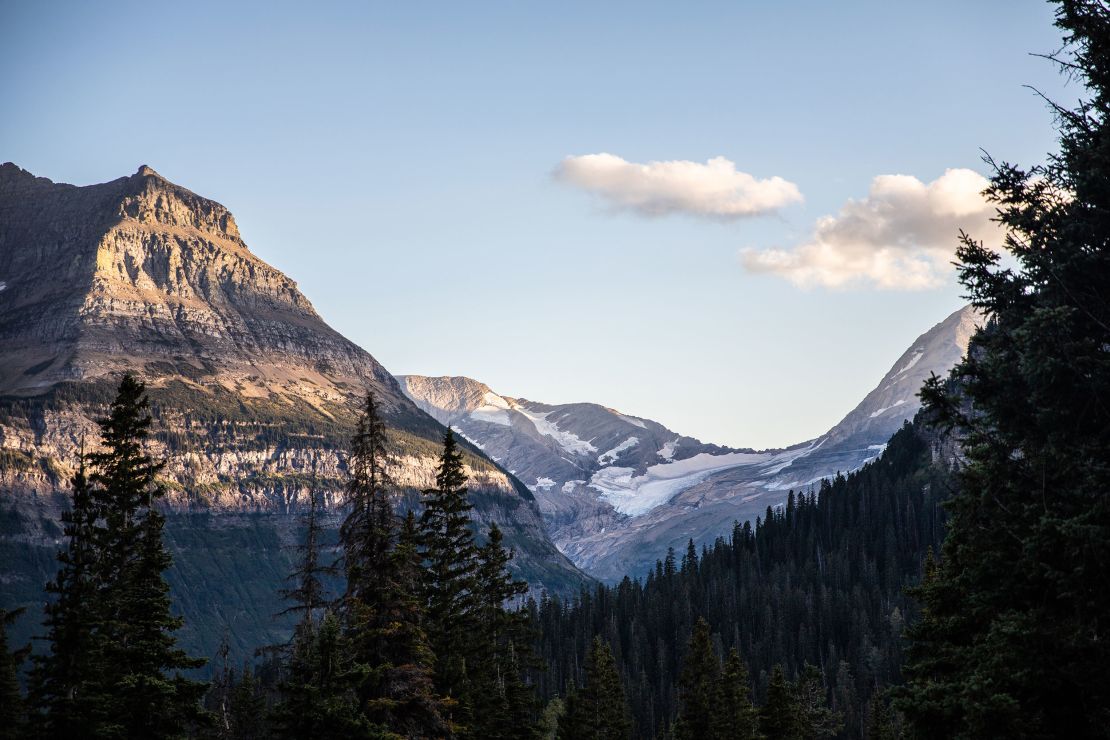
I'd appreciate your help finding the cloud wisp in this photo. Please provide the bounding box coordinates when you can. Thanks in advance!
[741,168,1002,290]
[554,153,802,220]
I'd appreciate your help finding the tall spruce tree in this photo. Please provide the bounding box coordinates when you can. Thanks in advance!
[340,393,447,737]
[674,618,719,740]
[0,608,28,740]
[899,2,1110,737]
[468,522,538,739]
[39,375,207,737]
[712,648,759,740]
[760,665,799,740]
[793,664,841,739]
[419,429,481,709]
[559,638,631,740]
[28,456,99,735]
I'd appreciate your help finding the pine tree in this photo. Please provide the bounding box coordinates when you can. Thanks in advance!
[226,664,267,740]
[0,608,28,740]
[340,393,446,737]
[794,664,841,739]
[712,648,759,740]
[279,475,334,628]
[28,456,99,735]
[559,638,630,740]
[419,429,481,707]
[899,3,1110,737]
[272,610,368,738]
[468,522,538,739]
[674,618,719,740]
[85,375,207,738]
[760,665,799,740]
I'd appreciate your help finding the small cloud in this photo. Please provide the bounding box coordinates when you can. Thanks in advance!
[554,153,802,219]
[741,168,1002,290]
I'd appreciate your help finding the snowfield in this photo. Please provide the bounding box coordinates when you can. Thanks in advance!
[657,438,679,460]
[513,404,598,455]
[868,399,906,418]
[590,450,780,516]
[468,391,513,425]
[598,436,639,465]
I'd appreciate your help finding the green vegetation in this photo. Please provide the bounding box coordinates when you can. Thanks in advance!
[895,3,1110,736]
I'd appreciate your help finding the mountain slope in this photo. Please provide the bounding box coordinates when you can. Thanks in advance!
[401,305,982,581]
[0,163,590,660]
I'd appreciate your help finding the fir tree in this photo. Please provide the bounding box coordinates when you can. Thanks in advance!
[226,664,267,740]
[341,393,446,737]
[0,607,28,740]
[37,375,207,737]
[899,3,1110,737]
[28,456,98,735]
[674,618,718,740]
[760,665,799,740]
[419,429,481,707]
[794,664,841,739]
[272,611,368,738]
[87,376,207,738]
[712,648,760,740]
[468,522,538,739]
[559,638,630,740]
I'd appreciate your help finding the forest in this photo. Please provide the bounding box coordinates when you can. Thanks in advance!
[4,0,1110,737]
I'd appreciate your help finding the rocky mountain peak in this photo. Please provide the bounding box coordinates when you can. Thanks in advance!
[117,164,242,242]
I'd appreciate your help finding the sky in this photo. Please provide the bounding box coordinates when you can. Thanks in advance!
[1,1,1077,448]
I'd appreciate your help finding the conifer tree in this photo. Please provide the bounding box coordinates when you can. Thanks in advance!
[28,456,98,735]
[712,648,760,740]
[91,376,207,737]
[272,611,367,738]
[674,618,719,740]
[43,375,207,737]
[272,477,349,739]
[899,3,1110,736]
[225,664,267,740]
[419,428,481,705]
[340,393,446,737]
[0,607,28,740]
[468,522,538,739]
[794,664,841,739]
[760,665,799,740]
[559,638,630,740]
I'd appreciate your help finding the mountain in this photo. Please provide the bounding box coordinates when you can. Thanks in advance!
[400,304,982,581]
[0,163,590,660]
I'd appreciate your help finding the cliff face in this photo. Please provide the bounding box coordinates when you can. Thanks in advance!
[0,163,589,661]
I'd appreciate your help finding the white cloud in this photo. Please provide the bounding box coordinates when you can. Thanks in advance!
[554,153,802,219]
[741,168,1002,290]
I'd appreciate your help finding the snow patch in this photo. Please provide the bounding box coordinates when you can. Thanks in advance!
[513,405,598,455]
[598,436,639,465]
[894,349,924,376]
[452,428,485,450]
[868,399,906,419]
[657,438,679,461]
[0,281,7,292]
[562,480,586,493]
[534,477,555,490]
[617,413,647,429]
[590,450,782,516]
[469,391,512,425]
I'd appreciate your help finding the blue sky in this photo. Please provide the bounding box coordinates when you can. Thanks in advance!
[2,1,1073,447]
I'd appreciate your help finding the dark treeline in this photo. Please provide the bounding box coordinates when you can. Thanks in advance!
[2,383,543,739]
[533,421,949,739]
